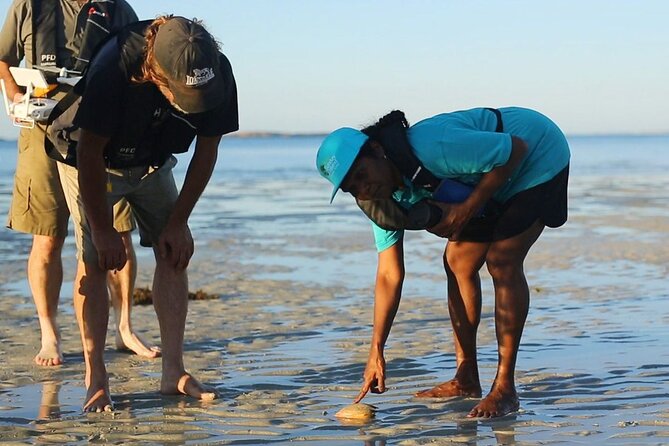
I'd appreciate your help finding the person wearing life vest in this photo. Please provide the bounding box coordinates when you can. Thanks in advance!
[56,15,238,412]
[0,0,159,367]
[316,107,570,418]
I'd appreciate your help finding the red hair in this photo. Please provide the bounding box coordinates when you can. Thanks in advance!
[131,15,172,88]
[131,15,221,89]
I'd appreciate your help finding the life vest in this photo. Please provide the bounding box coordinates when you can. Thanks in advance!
[356,108,503,231]
[106,21,198,167]
[30,0,116,77]
[45,21,198,168]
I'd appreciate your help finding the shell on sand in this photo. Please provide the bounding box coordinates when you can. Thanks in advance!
[335,403,376,420]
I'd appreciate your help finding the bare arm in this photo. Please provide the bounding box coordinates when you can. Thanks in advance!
[429,136,528,238]
[0,60,23,102]
[157,134,221,269]
[354,241,405,402]
[77,129,126,270]
[463,136,528,211]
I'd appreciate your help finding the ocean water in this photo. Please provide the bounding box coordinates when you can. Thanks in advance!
[0,134,668,445]
[2,133,666,282]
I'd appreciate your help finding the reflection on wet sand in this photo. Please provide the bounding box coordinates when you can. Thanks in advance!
[38,381,61,420]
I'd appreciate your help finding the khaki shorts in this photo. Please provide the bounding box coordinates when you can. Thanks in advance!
[58,157,179,264]
[6,126,135,238]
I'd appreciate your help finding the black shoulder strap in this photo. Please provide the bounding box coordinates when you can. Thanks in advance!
[43,83,83,166]
[376,116,441,191]
[115,20,152,77]
[381,108,504,192]
[356,108,505,231]
[71,0,117,74]
[49,83,82,118]
[31,0,58,69]
[31,0,117,76]
[486,107,504,132]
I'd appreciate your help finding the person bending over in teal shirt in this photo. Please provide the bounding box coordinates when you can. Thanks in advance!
[316,107,570,418]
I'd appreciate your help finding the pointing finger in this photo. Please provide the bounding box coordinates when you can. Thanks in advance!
[354,383,370,404]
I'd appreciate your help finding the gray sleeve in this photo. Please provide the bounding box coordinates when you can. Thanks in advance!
[0,0,30,66]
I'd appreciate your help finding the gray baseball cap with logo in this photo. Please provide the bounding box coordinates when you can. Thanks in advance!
[154,17,226,114]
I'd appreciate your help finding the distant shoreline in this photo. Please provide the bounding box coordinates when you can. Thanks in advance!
[223,131,669,139]
[0,131,329,144]
[225,131,327,139]
[1,131,669,144]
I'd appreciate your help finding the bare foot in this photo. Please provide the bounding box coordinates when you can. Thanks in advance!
[416,378,482,398]
[83,387,114,413]
[34,341,63,367]
[467,387,519,418]
[161,373,218,401]
[115,330,161,359]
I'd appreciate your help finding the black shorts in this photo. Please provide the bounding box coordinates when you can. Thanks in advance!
[456,165,569,243]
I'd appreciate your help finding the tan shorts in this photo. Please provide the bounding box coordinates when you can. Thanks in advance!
[58,157,179,264]
[6,126,135,238]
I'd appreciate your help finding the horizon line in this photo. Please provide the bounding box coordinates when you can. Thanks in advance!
[1,130,668,143]
[228,130,669,139]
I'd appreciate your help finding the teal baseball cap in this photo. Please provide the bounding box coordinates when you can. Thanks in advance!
[316,127,369,202]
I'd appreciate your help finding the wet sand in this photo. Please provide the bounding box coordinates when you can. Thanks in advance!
[0,173,668,445]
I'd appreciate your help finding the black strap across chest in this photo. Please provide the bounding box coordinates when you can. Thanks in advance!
[355,108,505,231]
[31,0,116,75]
[379,107,504,192]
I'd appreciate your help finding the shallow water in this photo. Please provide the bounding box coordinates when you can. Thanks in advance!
[0,135,668,444]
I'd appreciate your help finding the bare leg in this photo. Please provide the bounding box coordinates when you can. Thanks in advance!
[29,235,65,367]
[416,241,488,398]
[73,260,113,412]
[109,232,160,358]
[468,221,545,418]
[152,249,216,401]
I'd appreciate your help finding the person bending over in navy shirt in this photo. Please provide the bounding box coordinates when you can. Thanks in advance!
[57,15,238,412]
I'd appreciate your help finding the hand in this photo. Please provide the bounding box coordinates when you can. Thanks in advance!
[354,351,387,403]
[12,92,24,103]
[91,228,127,271]
[427,201,476,239]
[157,221,194,270]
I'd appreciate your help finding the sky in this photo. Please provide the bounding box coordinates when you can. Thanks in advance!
[0,0,667,139]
